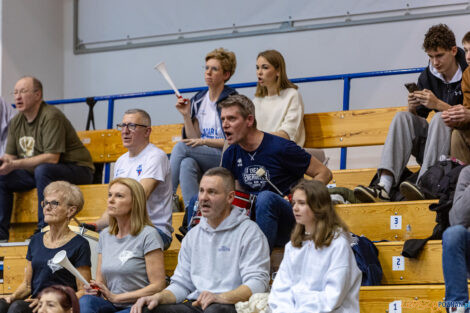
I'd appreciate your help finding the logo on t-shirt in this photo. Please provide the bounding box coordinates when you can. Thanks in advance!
[47,258,63,273]
[242,165,267,190]
[237,158,243,167]
[136,164,142,176]
[19,136,35,158]
[115,168,125,177]
[218,245,230,252]
[119,250,135,265]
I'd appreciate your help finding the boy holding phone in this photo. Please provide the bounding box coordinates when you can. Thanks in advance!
[354,24,468,202]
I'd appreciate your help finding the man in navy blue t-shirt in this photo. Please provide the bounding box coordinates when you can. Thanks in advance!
[220,95,332,252]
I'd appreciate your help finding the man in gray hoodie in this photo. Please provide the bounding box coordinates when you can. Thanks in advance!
[441,165,470,312]
[131,167,270,313]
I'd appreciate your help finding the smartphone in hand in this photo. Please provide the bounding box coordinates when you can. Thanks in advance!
[405,82,420,93]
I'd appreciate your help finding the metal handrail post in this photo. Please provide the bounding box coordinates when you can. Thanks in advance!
[340,77,351,170]
[104,98,115,183]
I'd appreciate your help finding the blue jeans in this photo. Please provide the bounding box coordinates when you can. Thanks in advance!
[442,225,470,307]
[79,295,130,313]
[254,191,295,253]
[0,163,93,239]
[170,142,222,206]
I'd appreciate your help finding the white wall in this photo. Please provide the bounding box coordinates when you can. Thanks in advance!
[60,1,469,170]
[1,0,63,103]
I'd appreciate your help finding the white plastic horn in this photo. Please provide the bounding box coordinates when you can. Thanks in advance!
[52,250,90,288]
[255,168,283,196]
[154,62,182,98]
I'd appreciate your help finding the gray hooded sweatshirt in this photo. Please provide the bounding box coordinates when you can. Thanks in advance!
[166,206,270,302]
[449,165,470,227]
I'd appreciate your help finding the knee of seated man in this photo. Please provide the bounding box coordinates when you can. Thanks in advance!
[390,111,416,128]
[78,294,98,308]
[395,111,414,119]
[204,303,235,313]
[7,300,29,313]
[255,191,286,212]
[443,225,468,245]
[33,163,57,178]
[429,111,444,125]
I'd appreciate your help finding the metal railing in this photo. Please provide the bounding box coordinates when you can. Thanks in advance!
[47,67,425,182]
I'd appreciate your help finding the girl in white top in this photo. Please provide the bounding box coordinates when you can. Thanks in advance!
[253,50,305,147]
[269,180,361,313]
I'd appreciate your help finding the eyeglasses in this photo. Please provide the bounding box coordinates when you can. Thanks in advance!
[116,123,149,131]
[41,200,60,209]
[10,89,37,96]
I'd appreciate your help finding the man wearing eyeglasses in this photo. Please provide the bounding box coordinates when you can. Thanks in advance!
[94,109,173,249]
[0,76,94,241]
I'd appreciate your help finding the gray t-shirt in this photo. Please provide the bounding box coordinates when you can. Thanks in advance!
[99,225,163,307]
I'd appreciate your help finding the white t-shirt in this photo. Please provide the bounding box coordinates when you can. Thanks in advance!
[114,143,173,238]
[253,88,305,147]
[195,92,224,139]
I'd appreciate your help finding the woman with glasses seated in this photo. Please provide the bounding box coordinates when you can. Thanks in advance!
[80,178,166,313]
[170,48,238,206]
[0,181,92,313]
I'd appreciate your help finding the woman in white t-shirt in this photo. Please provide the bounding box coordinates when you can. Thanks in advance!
[80,178,165,313]
[269,180,361,312]
[254,50,305,147]
[170,48,237,206]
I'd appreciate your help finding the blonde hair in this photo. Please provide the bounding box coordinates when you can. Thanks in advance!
[205,48,237,82]
[43,181,84,217]
[255,50,298,97]
[108,178,153,236]
[290,180,349,249]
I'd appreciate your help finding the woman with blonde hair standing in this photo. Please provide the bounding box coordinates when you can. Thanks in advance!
[80,178,166,313]
[254,49,305,147]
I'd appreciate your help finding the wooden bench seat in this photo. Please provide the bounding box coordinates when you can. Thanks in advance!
[76,106,410,164]
[77,124,184,163]
[330,166,420,190]
[3,236,430,287]
[336,200,437,241]
[11,185,437,243]
[304,106,407,149]
[360,284,449,313]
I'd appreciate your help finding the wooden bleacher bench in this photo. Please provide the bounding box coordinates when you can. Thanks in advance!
[304,106,407,149]
[360,285,449,313]
[75,106,410,162]
[9,105,414,240]
[5,106,446,309]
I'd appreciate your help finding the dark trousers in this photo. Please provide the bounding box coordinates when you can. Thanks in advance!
[0,299,33,313]
[145,301,236,313]
[0,163,93,239]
